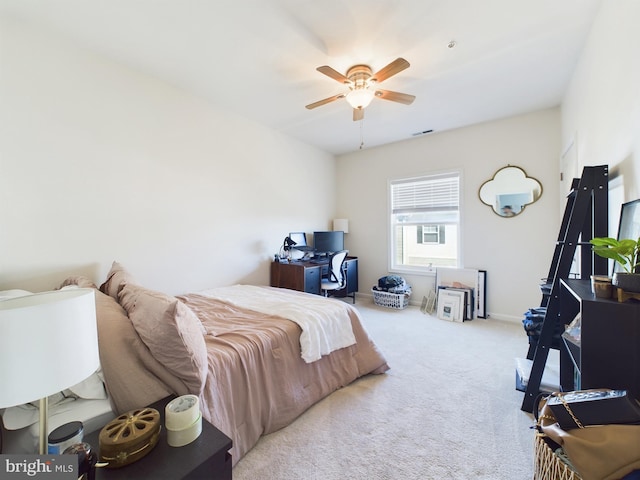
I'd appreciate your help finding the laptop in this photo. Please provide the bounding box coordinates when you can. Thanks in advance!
[289,232,314,252]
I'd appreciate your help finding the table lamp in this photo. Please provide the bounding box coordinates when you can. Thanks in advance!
[0,288,99,454]
[333,219,349,233]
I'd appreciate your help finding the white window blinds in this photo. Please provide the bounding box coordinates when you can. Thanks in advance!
[391,173,459,215]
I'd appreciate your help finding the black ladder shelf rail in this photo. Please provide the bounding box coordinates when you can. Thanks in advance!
[521,165,609,413]
[525,180,579,361]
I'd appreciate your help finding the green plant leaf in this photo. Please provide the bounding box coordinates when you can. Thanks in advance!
[591,236,640,274]
[590,237,620,247]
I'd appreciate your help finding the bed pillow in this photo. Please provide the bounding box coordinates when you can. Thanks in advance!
[1,371,108,430]
[94,289,189,414]
[59,276,98,290]
[100,261,135,300]
[118,284,208,395]
[68,369,107,399]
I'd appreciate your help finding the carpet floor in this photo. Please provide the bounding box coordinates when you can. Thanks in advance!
[232,300,536,480]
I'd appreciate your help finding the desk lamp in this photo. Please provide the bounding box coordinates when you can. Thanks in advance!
[283,236,297,250]
[0,288,98,454]
[279,236,297,260]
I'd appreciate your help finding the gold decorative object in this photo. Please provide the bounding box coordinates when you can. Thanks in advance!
[99,407,161,468]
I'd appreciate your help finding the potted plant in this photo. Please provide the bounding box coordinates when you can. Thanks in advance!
[590,237,640,293]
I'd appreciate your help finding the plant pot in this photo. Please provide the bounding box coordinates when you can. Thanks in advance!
[591,275,613,298]
[612,272,640,293]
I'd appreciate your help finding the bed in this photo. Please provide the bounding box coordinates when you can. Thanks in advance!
[58,262,389,465]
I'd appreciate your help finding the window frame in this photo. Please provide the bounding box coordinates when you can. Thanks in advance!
[388,169,462,274]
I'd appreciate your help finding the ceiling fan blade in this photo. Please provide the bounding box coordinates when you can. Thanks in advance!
[317,65,351,84]
[371,58,410,83]
[375,89,415,105]
[305,94,345,110]
[353,108,364,122]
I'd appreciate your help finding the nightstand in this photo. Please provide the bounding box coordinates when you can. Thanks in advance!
[84,396,232,480]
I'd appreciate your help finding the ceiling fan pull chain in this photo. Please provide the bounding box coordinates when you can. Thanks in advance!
[359,118,365,149]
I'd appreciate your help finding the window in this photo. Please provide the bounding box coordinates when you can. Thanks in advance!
[390,171,460,271]
[418,225,445,244]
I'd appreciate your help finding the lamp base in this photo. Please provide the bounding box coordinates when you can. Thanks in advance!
[39,397,48,455]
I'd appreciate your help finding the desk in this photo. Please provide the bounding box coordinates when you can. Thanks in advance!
[270,257,358,302]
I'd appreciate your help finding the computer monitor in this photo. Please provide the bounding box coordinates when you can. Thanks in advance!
[289,232,313,252]
[313,231,344,256]
[289,232,307,247]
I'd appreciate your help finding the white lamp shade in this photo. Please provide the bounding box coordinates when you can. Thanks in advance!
[0,288,99,408]
[333,218,349,233]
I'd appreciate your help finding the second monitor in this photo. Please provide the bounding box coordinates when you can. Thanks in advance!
[313,231,344,256]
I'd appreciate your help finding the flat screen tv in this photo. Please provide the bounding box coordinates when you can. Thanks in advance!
[313,231,344,255]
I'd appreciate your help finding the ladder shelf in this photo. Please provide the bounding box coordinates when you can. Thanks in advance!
[520,165,609,413]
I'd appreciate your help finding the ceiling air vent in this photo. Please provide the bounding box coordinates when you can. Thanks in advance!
[411,129,433,137]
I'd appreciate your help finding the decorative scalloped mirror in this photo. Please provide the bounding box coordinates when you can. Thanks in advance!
[479,165,542,217]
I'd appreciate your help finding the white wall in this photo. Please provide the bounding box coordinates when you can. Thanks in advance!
[561,0,640,222]
[0,16,336,294]
[7,4,628,321]
[336,109,561,321]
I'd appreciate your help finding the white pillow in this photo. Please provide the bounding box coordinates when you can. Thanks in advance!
[1,370,106,430]
[67,369,107,400]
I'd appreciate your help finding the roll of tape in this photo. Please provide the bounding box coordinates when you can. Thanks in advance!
[165,395,200,431]
[167,414,202,447]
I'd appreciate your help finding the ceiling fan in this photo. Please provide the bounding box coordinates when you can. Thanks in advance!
[305,57,415,121]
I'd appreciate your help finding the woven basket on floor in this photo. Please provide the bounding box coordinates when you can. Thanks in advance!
[533,434,583,480]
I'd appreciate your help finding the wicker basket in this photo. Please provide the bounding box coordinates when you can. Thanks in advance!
[534,435,582,480]
[371,288,410,309]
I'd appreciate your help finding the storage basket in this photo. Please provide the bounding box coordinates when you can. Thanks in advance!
[371,288,410,309]
[533,435,582,480]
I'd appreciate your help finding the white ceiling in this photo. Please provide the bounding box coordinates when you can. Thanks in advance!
[0,0,603,155]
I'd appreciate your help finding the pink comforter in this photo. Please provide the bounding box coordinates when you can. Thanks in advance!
[96,286,388,466]
[179,291,389,464]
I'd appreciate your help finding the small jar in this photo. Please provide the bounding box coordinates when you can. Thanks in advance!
[63,442,98,480]
[48,421,84,454]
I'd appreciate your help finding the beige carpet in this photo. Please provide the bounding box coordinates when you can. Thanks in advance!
[232,300,535,480]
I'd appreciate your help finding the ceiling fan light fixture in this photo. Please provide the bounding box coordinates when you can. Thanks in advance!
[346,88,375,109]
[307,58,413,120]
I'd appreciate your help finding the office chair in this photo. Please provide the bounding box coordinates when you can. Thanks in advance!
[321,250,348,297]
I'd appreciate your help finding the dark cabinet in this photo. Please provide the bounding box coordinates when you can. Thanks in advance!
[270,257,358,302]
[304,265,321,295]
[270,261,321,294]
[560,279,640,399]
